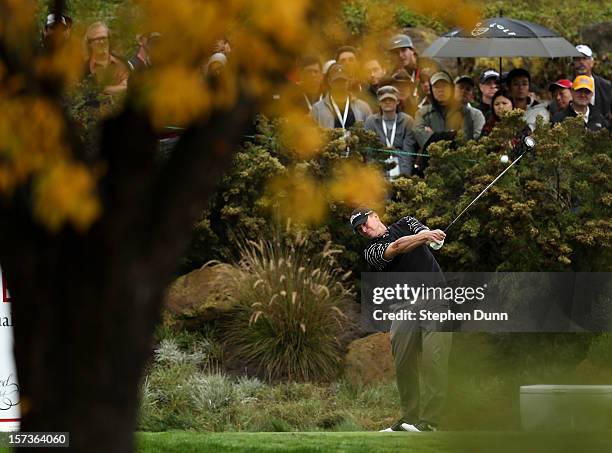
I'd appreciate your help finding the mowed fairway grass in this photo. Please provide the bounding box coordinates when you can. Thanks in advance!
[137,431,612,453]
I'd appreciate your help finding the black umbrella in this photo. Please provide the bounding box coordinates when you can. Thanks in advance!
[423,17,582,71]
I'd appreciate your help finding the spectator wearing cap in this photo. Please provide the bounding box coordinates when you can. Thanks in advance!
[572,44,611,121]
[481,89,514,137]
[386,69,419,117]
[547,79,572,116]
[388,34,417,75]
[477,69,500,120]
[454,75,486,139]
[413,71,483,149]
[127,32,160,72]
[364,86,417,177]
[507,68,550,130]
[362,58,386,110]
[551,76,609,131]
[42,13,73,50]
[294,55,323,114]
[387,34,420,116]
[310,63,372,129]
[350,207,450,434]
[83,21,129,96]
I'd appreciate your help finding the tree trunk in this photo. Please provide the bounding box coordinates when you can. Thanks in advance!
[0,100,254,452]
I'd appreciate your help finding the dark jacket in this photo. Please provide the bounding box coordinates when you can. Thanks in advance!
[551,105,610,131]
[413,102,484,148]
[592,74,612,121]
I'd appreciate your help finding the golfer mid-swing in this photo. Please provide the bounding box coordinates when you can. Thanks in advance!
[350,207,452,432]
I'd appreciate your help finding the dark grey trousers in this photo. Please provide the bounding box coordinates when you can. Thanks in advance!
[389,300,453,425]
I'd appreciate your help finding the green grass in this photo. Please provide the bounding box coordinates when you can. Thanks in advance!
[137,431,612,453]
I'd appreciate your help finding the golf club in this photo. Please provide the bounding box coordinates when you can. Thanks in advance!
[429,136,536,250]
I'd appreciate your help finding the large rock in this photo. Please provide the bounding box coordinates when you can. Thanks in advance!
[164,265,232,323]
[344,332,395,385]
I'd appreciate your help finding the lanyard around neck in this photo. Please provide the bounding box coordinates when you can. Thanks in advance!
[304,93,322,111]
[330,96,350,130]
[381,115,397,148]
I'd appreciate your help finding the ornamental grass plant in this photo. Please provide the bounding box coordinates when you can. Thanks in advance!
[210,227,354,381]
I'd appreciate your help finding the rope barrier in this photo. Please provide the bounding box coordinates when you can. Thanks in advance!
[241,135,478,162]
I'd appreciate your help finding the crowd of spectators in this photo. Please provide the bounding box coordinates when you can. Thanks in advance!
[42,12,611,179]
[293,34,611,178]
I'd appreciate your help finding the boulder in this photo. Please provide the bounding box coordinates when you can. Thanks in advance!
[164,265,233,323]
[344,332,395,385]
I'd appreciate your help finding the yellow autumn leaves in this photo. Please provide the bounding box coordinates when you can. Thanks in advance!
[33,161,101,232]
[0,96,100,231]
[0,0,484,234]
[269,160,389,225]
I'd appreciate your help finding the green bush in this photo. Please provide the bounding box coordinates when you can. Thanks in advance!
[587,333,612,368]
[387,111,611,271]
[181,116,384,277]
[138,337,401,432]
[210,229,355,381]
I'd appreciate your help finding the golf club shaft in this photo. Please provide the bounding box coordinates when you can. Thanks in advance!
[444,151,527,233]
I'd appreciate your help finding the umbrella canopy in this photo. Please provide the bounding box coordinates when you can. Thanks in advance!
[423,17,583,58]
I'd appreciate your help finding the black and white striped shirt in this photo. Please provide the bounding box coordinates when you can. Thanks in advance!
[363,216,440,273]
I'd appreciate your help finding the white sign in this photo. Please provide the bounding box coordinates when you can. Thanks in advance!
[0,266,20,432]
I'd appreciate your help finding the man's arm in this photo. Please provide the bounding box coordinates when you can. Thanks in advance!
[383,229,445,260]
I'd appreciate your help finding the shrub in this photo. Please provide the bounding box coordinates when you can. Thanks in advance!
[587,333,612,368]
[181,116,385,276]
[139,338,247,431]
[387,112,611,271]
[210,228,355,381]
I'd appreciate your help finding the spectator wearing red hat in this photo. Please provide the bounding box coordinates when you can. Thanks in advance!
[552,76,609,131]
[548,79,573,116]
[572,44,611,121]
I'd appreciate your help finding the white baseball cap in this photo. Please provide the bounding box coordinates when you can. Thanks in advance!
[576,44,593,58]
